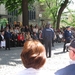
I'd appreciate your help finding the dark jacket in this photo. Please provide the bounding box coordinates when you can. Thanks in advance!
[42,27,54,41]
[0,35,3,41]
[4,31,11,39]
[55,64,75,75]
[63,30,73,42]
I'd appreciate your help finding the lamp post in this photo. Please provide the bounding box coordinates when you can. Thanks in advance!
[39,14,42,18]
[39,13,42,26]
[40,19,44,26]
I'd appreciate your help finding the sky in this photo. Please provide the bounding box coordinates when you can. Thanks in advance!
[68,0,75,10]
[64,0,75,12]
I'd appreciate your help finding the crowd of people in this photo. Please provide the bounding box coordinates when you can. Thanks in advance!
[0,24,40,50]
[0,23,64,50]
[0,22,75,53]
[0,22,75,75]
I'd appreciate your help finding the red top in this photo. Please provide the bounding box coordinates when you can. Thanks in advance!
[17,34,24,41]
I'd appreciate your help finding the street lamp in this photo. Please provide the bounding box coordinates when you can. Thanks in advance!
[39,14,44,26]
[40,19,44,26]
[39,14,42,26]
[39,14,42,18]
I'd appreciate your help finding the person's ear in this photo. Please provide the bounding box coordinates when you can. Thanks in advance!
[69,50,75,60]
[73,51,75,60]
[71,50,75,60]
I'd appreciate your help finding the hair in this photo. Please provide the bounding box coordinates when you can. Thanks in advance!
[66,26,70,29]
[21,40,46,69]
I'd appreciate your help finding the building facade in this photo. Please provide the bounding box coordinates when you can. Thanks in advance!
[0,1,50,28]
[0,1,42,26]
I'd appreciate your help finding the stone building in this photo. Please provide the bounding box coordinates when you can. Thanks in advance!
[0,4,7,18]
[0,1,45,27]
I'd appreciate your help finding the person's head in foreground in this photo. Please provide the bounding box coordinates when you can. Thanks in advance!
[55,39,75,75]
[69,39,75,60]
[21,40,46,69]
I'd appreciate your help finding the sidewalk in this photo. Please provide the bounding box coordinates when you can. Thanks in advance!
[0,42,70,75]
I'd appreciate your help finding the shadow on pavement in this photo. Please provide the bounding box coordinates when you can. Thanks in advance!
[0,43,65,66]
[52,42,68,55]
[54,51,67,55]
[0,47,22,66]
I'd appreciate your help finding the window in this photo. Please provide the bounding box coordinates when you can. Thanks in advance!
[28,10,36,20]
[8,10,18,24]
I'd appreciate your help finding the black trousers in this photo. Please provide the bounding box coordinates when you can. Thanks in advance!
[52,38,54,47]
[18,40,25,46]
[10,40,17,47]
[44,40,52,57]
[5,38,10,49]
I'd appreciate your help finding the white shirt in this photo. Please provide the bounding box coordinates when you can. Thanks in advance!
[1,35,4,40]
[69,60,75,65]
[59,34,63,38]
[33,28,38,33]
[16,68,54,75]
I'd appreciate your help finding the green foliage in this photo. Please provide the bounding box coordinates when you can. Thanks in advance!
[61,2,75,28]
[40,0,59,27]
[0,18,8,26]
[0,0,37,15]
[61,19,75,27]
[39,0,73,28]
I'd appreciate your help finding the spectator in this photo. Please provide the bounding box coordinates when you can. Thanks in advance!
[16,40,52,75]
[29,24,33,35]
[58,32,63,43]
[39,30,43,44]
[10,32,18,47]
[25,32,32,41]
[21,26,25,32]
[10,27,14,33]
[55,39,75,75]
[4,27,11,50]
[0,30,5,48]
[14,27,20,34]
[32,32,38,40]
[25,25,30,33]
[17,33,25,46]
[22,32,26,41]
[33,25,39,38]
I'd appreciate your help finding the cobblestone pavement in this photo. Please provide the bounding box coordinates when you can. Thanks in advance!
[0,42,70,75]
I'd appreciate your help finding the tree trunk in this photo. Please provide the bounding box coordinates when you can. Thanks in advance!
[22,0,29,26]
[56,0,69,29]
[53,19,56,29]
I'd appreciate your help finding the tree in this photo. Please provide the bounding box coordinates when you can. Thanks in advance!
[0,18,8,29]
[22,0,28,26]
[0,0,37,26]
[40,0,58,28]
[56,0,69,29]
[39,0,71,29]
[61,7,75,27]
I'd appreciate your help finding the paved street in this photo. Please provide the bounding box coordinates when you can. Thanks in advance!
[0,42,70,75]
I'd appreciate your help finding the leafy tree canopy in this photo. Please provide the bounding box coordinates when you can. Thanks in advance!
[0,0,38,14]
[39,0,73,29]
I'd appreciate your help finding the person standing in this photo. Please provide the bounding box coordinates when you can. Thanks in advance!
[63,26,73,52]
[50,26,55,47]
[4,27,11,50]
[42,23,54,58]
[55,39,75,75]
[0,30,5,48]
